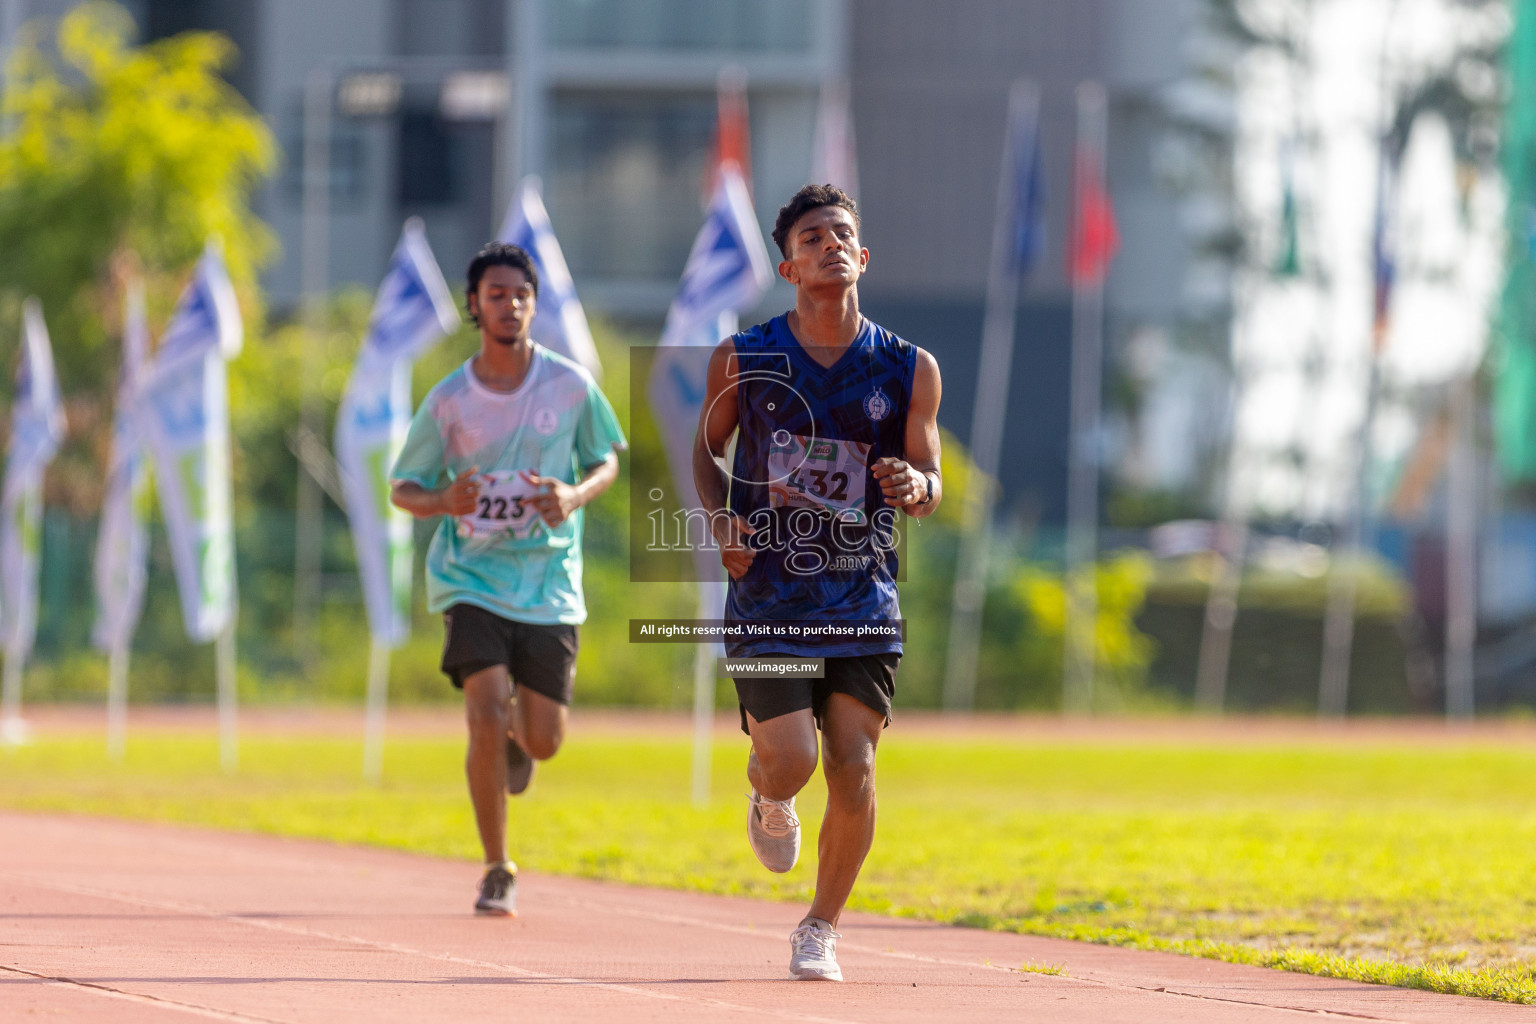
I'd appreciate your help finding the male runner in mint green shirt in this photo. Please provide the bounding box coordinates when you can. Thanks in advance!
[391,242,625,916]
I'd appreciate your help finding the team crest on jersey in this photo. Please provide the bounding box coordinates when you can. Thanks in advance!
[532,408,558,436]
[863,386,891,422]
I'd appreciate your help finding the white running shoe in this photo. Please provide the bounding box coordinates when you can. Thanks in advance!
[789,919,843,981]
[747,790,801,873]
[474,865,517,916]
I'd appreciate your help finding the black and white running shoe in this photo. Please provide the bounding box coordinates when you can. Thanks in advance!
[474,865,518,916]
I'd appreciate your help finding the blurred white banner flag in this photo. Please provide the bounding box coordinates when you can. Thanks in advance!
[497,176,601,376]
[1,298,65,666]
[335,218,460,646]
[93,281,152,653]
[648,163,771,589]
[135,242,243,643]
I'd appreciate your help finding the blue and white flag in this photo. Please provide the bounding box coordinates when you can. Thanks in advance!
[92,282,151,653]
[336,219,459,646]
[135,242,242,643]
[1009,88,1047,275]
[497,176,601,376]
[1,298,66,666]
[648,164,772,588]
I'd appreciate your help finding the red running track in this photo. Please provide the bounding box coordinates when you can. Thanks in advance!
[1,811,1529,1023]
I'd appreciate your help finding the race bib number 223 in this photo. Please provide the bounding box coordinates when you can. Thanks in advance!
[457,471,541,539]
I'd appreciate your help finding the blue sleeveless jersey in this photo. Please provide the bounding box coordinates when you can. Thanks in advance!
[724,314,916,658]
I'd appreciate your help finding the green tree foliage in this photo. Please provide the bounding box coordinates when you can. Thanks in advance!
[894,438,1161,711]
[0,1,274,508]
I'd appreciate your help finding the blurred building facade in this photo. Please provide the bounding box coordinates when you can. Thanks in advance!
[3,0,1236,528]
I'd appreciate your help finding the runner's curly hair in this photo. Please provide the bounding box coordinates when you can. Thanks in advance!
[771,184,860,259]
[465,242,539,325]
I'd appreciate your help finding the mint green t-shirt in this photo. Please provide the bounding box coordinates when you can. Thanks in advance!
[391,346,626,625]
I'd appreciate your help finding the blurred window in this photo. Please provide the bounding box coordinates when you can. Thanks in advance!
[547,91,715,279]
[546,0,812,52]
[394,0,507,57]
[282,128,367,207]
[397,111,461,206]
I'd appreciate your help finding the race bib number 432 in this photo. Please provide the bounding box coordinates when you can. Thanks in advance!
[457,471,541,539]
[768,435,870,522]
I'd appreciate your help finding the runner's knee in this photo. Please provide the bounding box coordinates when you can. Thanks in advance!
[463,680,510,736]
[513,691,567,760]
[521,728,563,761]
[754,741,818,791]
[822,740,876,801]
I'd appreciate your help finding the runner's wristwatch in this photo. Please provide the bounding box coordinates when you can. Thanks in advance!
[916,471,935,506]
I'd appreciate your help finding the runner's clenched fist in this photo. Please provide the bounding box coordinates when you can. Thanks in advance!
[438,466,481,517]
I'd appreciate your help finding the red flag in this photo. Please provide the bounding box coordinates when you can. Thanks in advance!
[704,69,752,203]
[1070,147,1118,285]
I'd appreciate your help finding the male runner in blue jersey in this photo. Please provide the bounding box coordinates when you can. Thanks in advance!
[391,242,625,917]
[694,184,943,981]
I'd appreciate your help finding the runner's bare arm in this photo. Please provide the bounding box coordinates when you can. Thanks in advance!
[522,453,619,527]
[872,348,942,518]
[693,339,756,579]
[391,466,480,519]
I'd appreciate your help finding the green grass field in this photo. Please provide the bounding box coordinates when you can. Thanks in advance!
[5,720,1536,1003]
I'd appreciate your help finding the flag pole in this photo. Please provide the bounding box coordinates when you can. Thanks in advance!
[1,298,63,747]
[295,65,332,664]
[1194,521,1248,711]
[691,576,728,807]
[334,222,458,788]
[1195,270,1263,714]
[1319,297,1389,717]
[106,640,129,760]
[1320,3,1401,718]
[648,161,769,808]
[1064,81,1110,714]
[216,621,238,772]
[690,312,737,808]
[668,67,767,806]
[1195,91,1307,713]
[99,275,148,761]
[943,80,1037,711]
[691,628,714,808]
[1,495,27,740]
[363,638,390,783]
[0,648,24,745]
[1317,377,1374,718]
[1444,373,1477,718]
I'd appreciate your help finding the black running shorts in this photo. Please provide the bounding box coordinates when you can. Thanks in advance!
[733,653,899,735]
[440,603,578,705]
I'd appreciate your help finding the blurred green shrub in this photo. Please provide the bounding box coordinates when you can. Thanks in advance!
[1137,553,1416,712]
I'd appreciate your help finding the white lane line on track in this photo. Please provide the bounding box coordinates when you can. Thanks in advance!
[545,895,1425,1024]
[8,877,861,1024]
[0,963,293,1023]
